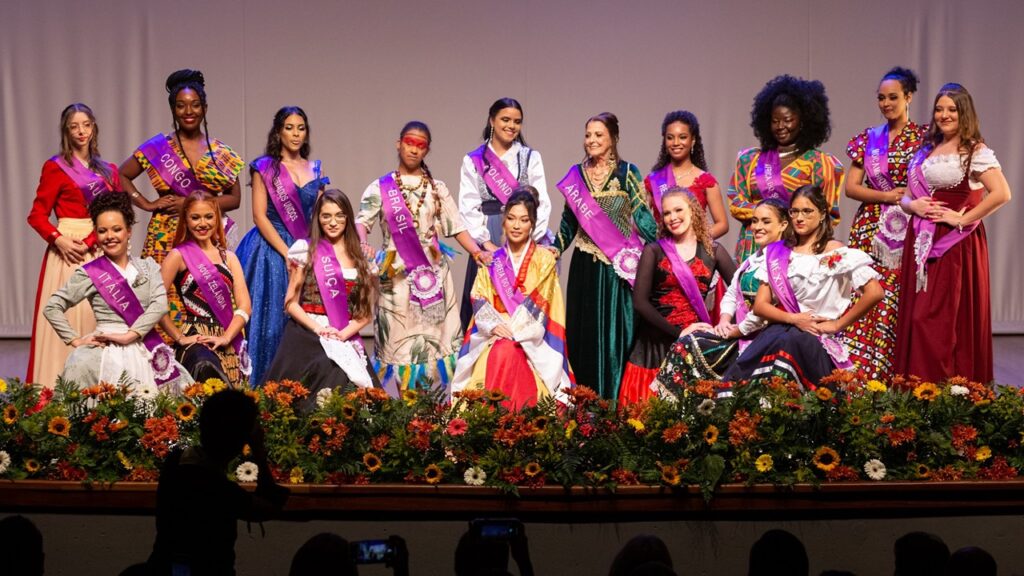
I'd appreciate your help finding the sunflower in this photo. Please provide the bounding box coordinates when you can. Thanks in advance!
[912,382,940,401]
[363,452,382,473]
[532,415,550,432]
[48,416,71,437]
[25,458,41,473]
[915,464,931,479]
[424,464,443,484]
[703,425,719,445]
[341,404,358,420]
[660,464,681,486]
[176,402,196,421]
[3,405,19,425]
[849,415,862,426]
[815,388,833,401]
[524,462,542,477]
[755,454,774,473]
[486,389,506,403]
[812,446,840,472]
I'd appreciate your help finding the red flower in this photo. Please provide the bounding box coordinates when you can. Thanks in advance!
[446,418,469,437]
[977,457,1018,480]
[611,468,639,486]
[25,388,54,416]
[727,410,763,447]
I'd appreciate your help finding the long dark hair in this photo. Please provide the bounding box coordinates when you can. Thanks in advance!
[651,110,708,172]
[503,187,539,234]
[750,75,831,151]
[58,103,114,184]
[398,120,438,197]
[166,69,224,174]
[786,185,833,254]
[922,83,984,173]
[481,98,527,146]
[307,190,377,320]
[264,106,311,179]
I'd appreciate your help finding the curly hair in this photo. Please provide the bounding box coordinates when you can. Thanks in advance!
[263,106,311,180]
[881,66,920,95]
[750,75,832,150]
[651,110,708,172]
[657,187,713,255]
[88,191,136,228]
[786,185,833,254]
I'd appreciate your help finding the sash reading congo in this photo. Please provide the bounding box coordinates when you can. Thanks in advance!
[51,155,111,204]
[82,257,180,385]
[556,166,643,285]
[864,125,911,266]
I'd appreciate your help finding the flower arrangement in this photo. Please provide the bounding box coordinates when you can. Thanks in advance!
[0,370,1021,499]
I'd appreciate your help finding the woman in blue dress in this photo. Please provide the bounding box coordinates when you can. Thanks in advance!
[236,106,328,385]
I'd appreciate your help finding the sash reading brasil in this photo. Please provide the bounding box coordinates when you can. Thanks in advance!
[378,173,444,313]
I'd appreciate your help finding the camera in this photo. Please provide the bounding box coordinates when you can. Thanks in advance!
[470,518,523,540]
[351,539,396,564]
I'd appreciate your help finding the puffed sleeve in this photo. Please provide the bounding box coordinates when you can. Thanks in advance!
[728,148,759,222]
[846,129,869,167]
[969,147,1001,179]
[841,248,881,290]
[43,267,94,343]
[526,149,553,243]
[626,163,658,243]
[458,154,490,244]
[468,266,504,337]
[357,180,382,233]
[434,180,468,238]
[288,239,310,268]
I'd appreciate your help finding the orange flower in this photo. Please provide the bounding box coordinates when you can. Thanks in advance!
[362,453,382,473]
[694,380,717,398]
[703,425,719,445]
[176,402,196,421]
[48,416,71,437]
[815,387,833,401]
[524,462,542,477]
[424,464,443,485]
[812,446,840,472]
[662,422,689,444]
[728,410,762,447]
[108,419,129,433]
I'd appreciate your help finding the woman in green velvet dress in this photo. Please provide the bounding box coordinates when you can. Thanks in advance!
[553,112,658,399]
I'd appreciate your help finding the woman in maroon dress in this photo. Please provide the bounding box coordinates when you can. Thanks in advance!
[894,83,1011,383]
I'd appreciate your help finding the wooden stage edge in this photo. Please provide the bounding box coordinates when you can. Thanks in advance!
[3,480,1024,521]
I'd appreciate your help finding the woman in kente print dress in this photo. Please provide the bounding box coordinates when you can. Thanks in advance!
[843,67,928,380]
[553,112,658,400]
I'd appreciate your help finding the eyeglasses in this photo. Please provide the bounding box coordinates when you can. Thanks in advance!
[788,208,820,217]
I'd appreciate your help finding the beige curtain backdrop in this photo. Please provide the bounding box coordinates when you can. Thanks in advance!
[2,0,1022,338]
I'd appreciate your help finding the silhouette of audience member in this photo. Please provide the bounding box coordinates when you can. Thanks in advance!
[0,515,44,576]
[454,519,534,576]
[893,531,950,576]
[819,571,856,576]
[147,389,289,575]
[609,535,674,576]
[748,529,809,576]
[290,533,357,576]
[628,562,677,576]
[947,546,997,576]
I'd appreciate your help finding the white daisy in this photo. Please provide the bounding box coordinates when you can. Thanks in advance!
[0,450,10,475]
[129,382,160,403]
[463,466,486,486]
[697,399,716,416]
[949,385,969,397]
[236,461,259,483]
[315,387,334,408]
[864,458,886,481]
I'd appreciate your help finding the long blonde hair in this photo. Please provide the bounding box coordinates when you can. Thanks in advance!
[59,103,114,184]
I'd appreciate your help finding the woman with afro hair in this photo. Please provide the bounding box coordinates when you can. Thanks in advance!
[727,74,844,263]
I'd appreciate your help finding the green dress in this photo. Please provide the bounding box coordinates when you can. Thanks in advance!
[554,161,658,399]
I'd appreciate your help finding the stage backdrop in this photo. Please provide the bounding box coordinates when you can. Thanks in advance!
[2,0,1022,343]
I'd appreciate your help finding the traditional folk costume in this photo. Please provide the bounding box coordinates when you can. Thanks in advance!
[44,256,192,392]
[458,141,552,328]
[553,162,658,399]
[265,239,378,412]
[844,123,927,380]
[894,148,1000,383]
[171,243,251,387]
[133,134,243,326]
[26,156,120,387]
[236,158,326,385]
[722,242,878,389]
[618,240,735,405]
[727,148,844,262]
[358,173,467,392]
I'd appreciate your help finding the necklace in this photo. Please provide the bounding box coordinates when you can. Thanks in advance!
[777,145,799,158]
[393,170,428,216]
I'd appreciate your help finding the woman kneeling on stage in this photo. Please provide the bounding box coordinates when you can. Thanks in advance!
[451,188,573,409]
[722,185,883,389]
[44,191,192,392]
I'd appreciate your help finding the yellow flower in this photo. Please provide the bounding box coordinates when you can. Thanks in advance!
[243,389,260,403]
[812,446,840,472]
[660,464,681,486]
[815,388,833,401]
[289,467,305,484]
[48,416,71,438]
[202,378,227,396]
[866,380,887,393]
[3,405,18,425]
[424,464,443,484]
[975,446,992,462]
[176,402,196,421]
[0,378,7,394]
[117,451,133,471]
[912,382,940,401]
[402,389,419,406]
[342,404,358,420]
[486,389,506,403]
[565,420,578,439]
[524,462,542,477]
[242,444,252,457]
[25,459,40,473]
[755,454,774,473]
[626,418,645,432]
[915,464,931,479]
[363,452,382,473]
[703,425,719,445]
[532,416,550,432]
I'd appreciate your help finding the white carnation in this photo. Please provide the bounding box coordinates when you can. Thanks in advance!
[949,385,969,397]
[315,387,334,408]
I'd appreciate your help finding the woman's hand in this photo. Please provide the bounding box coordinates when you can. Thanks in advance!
[812,319,840,335]
[175,334,200,347]
[713,321,737,339]
[316,326,348,341]
[153,195,184,214]
[680,322,713,337]
[788,311,823,335]
[908,196,945,219]
[198,334,230,350]
[71,334,104,348]
[475,250,494,267]
[885,187,907,204]
[932,206,967,227]
[53,235,90,264]
[492,324,515,340]
[94,331,141,346]
[360,241,375,260]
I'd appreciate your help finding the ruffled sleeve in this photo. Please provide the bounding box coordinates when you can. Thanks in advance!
[288,239,310,268]
[843,248,881,289]
[970,147,1000,179]
[846,129,869,166]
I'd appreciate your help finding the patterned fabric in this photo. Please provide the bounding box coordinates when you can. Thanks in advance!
[643,170,719,217]
[727,148,844,262]
[843,122,927,380]
[173,255,245,387]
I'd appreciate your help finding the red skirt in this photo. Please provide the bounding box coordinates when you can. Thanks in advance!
[485,339,539,411]
[618,361,658,405]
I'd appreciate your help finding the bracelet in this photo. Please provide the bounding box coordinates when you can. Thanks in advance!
[957,219,964,233]
[131,191,141,199]
[233,309,250,322]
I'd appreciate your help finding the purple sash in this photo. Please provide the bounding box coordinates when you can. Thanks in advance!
[312,240,352,331]
[556,166,643,285]
[379,173,444,316]
[468,145,516,205]
[51,155,110,203]
[907,153,980,292]
[764,241,853,369]
[865,125,911,261]
[754,149,788,203]
[82,257,180,385]
[647,165,676,212]
[488,246,527,315]
[137,134,238,239]
[253,156,309,241]
[657,239,711,324]
[175,242,250,375]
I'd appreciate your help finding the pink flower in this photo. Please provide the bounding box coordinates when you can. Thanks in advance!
[446,418,469,437]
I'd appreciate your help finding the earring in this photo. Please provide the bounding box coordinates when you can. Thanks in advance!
[488,125,494,142]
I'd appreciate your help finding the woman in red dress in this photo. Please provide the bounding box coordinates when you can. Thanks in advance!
[894,83,1011,383]
[26,103,120,387]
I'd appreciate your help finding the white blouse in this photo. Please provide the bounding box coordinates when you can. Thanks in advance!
[288,239,357,280]
[921,147,1000,190]
[755,247,879,320]
[719,250,767,336]
[458,141,551,244]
